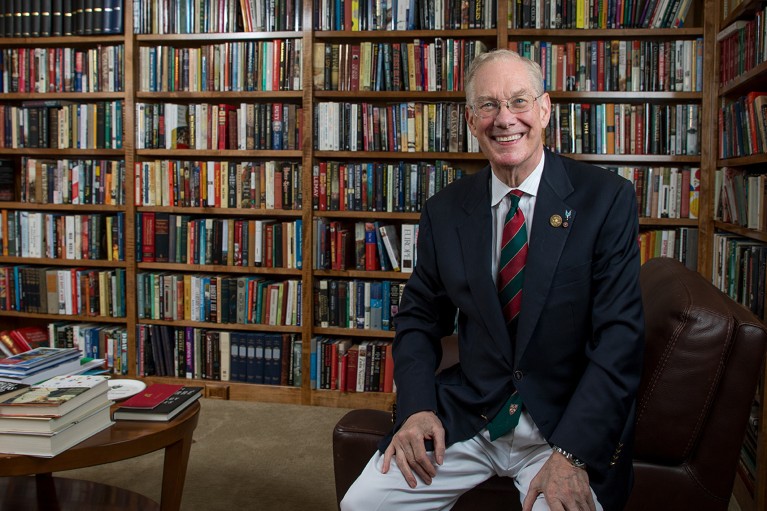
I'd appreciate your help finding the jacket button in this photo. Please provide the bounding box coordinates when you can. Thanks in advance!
[514,370,523,381]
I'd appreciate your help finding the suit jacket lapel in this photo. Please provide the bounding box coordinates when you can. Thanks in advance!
[457,167,514,365]
[516,151,575,360]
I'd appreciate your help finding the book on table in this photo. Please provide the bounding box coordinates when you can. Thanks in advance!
[0,348,84,385]
[0,401,113,457]
[0,374,110,417]
[0,381,30,401]
[113,386,203,422]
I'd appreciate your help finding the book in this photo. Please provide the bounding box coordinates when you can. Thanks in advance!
[113,386,203,422]
[117,382,183,409]
[0,381,30,401]
[0,394,106,433]
[0,400,112,457]
[378,224,402,272]
[0,374,109,417]
[9,326,49,352]
[0,347,81,375]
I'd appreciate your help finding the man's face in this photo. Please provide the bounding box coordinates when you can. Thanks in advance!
[465,57,551,177]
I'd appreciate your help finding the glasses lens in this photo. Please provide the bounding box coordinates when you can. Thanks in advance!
[511,96,531,112]
[474,95,536,118]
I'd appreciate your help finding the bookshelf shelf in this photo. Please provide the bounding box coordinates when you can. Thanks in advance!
[134,206,302,217]
[0,149,125,157]
[505,28,705,38]
[314,327,395,339]
[135,91,305,100]
[138,319,302,333]
[136,149,303,158]
[719,60,767,97]
[0,203,125,212]
[0,92,126,100]
[0,311,127,323]
[314,269,410,280]
[560,154,702,163]
[137,262,302,275]
[313,29,497,40]
[313,150,484,160]
[314,211,420,221]
[135,32,304,43]
[0,257,127,267]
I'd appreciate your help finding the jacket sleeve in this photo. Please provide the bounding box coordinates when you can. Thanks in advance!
[392,200,458,427]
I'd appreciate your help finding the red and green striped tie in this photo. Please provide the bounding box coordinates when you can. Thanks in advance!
[498,189,528,326]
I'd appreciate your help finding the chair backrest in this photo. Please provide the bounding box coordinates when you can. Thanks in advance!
[628,258,767,510]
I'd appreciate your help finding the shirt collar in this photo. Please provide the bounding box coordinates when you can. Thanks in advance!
[490,152,545,208]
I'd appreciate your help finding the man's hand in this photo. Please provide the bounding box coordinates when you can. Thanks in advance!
[522,450,596,511]
[382,411,446,488]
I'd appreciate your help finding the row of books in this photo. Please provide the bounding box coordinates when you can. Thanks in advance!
[135,0,302,34]
[134,160,302,210]
[0,0,124,38]
[509,38,704,93]
[312,160,464,213]
[137,325,302,387]
[314,220,418,273]
[719,93,767,160]
[312,39,487,92]
[608,166,700,220]
[314,101,477,153]
[136,273,301,326]
[0,101,124,150]
[0,211,125,261]
[0,374,113,457]
[0,45,124,94]
[139,39,303,93]
[135,102,302,151]
[718,7,766,87]
[137,213,303,269]
[314,279,405,331]
[0,266,127,318]
[508,0,693,29]
[48,322,128,374]
[21,158,126,206]
[546,102,701,156]
[313,0,497,31]
[639,229,698,269]
[715,167,767,231]
[311,337,394,393]
[712,233,767,321]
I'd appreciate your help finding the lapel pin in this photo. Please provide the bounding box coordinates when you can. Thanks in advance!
[563,209,573,228]
[549,214,562,227]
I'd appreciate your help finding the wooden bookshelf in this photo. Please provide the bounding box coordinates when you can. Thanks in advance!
[709,0,767,508]
[5,1,755,490]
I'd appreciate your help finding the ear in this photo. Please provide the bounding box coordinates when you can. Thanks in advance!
[465,104,478,137]
[538,92,552,130]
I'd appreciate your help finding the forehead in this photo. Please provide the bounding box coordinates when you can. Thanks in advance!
[472,58,534,97]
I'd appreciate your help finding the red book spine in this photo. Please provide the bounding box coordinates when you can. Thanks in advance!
[141,212,156,262]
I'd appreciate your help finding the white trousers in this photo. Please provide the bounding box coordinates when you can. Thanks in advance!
[340,410,603,511]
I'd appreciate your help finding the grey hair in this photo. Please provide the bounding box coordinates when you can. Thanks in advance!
[464,49,545,103]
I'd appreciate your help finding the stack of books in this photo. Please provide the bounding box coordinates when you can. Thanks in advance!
[0,348,83,385]
[113,383,203,422]
[0,375,113,457]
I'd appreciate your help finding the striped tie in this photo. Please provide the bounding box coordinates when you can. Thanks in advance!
[498,190,528,325]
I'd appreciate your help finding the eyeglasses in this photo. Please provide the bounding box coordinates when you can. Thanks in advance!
[471,93,543,118]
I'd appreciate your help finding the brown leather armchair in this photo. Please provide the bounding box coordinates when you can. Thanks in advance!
[332,257,767,510]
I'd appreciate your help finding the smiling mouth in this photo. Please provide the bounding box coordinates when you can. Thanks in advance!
[494,133,523,143]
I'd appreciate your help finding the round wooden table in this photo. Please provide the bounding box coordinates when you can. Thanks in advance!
[0,401,201,511]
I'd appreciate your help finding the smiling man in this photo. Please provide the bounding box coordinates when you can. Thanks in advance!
[341,49,645,511]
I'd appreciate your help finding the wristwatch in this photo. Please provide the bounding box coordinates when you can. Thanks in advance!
[552,445,587,469]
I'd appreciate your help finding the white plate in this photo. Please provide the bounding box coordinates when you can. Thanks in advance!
[108,379,147,401]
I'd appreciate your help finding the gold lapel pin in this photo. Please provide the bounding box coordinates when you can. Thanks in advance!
[550,214,562,227]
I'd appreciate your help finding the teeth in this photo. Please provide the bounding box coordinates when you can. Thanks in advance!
[496,134,522,142]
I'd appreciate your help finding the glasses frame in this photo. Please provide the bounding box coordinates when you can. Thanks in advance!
[470,93,545,119]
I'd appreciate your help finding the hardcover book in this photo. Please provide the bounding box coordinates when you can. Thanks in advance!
[117,382,183,409]
[0,374,109,417]
[0,401,112,457]
[113,386,202,422]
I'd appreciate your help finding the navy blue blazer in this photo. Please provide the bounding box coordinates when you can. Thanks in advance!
[388,149,645,510]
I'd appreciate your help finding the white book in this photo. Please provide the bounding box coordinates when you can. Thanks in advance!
[356,341,368,392]
[400,223,416,273]
[219,331,231,382]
